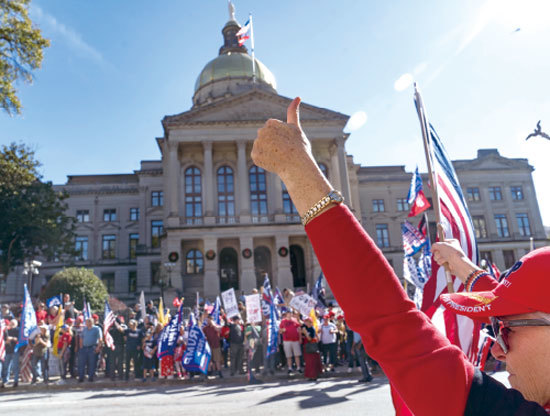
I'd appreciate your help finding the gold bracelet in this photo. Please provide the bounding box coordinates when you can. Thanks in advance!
[301,190,344,226]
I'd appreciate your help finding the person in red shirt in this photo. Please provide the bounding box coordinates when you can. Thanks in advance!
[57,324,72,379]
[250,97,550,415]
[202,314,223,378]
[279,310,302,374]
[35,302,48,325]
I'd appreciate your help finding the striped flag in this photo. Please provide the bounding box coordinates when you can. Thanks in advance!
[103,300,115,351]
[82,296,92,321]
[473,328,495,371]
[236,18,251,46]
[414,85,480,362]
[20,345,34,382]
[0,317,6,361]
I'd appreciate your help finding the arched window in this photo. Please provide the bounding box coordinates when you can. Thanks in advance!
[249,165,267,216]
[185,249,204,274]
[219,247,239,291]
[217,166,235,222]
[318,163,328,178]
[254,246,272,288]
[185,167,202,222]
[282,181,297,215]
[290,245,306,287]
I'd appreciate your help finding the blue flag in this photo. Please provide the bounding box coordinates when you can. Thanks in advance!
[266,301,279,358]
[46,295,62,309]
[182,324,211,374]
[261,275,274,317]
[212,297,221,326]
[82,296,92,320]
[311,272,327,308]
[15,284,37,352]
[158,305,183,359]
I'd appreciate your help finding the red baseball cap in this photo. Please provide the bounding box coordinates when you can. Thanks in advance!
[440,247,550,322]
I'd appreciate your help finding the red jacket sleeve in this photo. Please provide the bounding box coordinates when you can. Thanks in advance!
[306,205,474,416]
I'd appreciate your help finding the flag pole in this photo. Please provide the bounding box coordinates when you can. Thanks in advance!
[414,83,454,294]
[249,13,256,84]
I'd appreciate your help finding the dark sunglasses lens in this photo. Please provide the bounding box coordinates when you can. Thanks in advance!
[491,318,509,353]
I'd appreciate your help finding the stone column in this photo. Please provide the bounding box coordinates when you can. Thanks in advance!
[239,236,256,292]
[203,141,215,225]
[275,235,293,289]
[336,137,352,208]
[273,175,285,221]
[166,141,180,227]
[329,143,343,191]
[203,237,218,298]
[237,140,251,223]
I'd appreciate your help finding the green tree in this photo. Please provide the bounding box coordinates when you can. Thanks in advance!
[43,267,108,312]
[1,0,50,115]
[0,143,75,283]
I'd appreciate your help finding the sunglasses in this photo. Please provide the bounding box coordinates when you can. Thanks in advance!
[490,317,550,354]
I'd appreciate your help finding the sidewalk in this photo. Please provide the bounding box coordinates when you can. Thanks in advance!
[0,365,386,394]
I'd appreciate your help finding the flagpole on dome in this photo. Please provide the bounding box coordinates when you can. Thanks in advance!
[249,13,256,84]
[413,82,454,294]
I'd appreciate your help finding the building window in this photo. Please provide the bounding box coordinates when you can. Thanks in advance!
[516,213,531,236]
[249,165,268,215]
[480,250,493,264]
[282,182,297,214]
[128,271,137,293]
[75,236,88,261]
[151,262,161,287]
[396,198,409,212]
[185,167,202,219]
[503,250,516,269]
[376,224,390,248]
[217,166,235,218]
[510,186,524,200]
[151,220,163,248]
[130,207,139,221]
[103,209,116,222]
[151,191,163,207]
[494,214,510,237]
[101,272,115,293]
[102,235,116,259]
[290,245,306,287]
[219,247,239,291]
[76,210,89,223]
[129,233,139,259]
[472,216,488,239]
[466,187,481,202]
[488,186,502,201]
[372,199,385,213]
[186,249,204,274]
[318,163,328,178]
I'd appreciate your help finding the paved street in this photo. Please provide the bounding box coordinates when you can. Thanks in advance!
[0,376,394,416]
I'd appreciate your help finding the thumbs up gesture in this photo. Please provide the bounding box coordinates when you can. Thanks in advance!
[251,97,332,216]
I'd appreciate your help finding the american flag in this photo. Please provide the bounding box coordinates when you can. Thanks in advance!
[401,220,427,256]
[0,318,6,362]
[414,86,479,361]
[20,345,33,382]
[472,328,495,371]
[103,300,115,351]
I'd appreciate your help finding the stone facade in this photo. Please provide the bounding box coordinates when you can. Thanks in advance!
[1,18,547,305]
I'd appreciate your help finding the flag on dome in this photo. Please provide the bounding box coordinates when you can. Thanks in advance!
[407,167,431,217]
[236,18,251,46]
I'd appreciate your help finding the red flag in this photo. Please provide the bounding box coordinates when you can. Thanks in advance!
[407,189,430,217]
[172,297,182,308]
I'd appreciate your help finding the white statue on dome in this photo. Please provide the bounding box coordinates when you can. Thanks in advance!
[228,0,236,21]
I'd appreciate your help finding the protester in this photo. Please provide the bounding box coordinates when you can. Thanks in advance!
[35,302,48,324]
[244,320,262,374]
[251,96,550,414]
[279,310,302,374]
[31,324,50,384]
[1,304,14,320]
[174,325,186,379]
[141,329,157,381]
[78,317,102,382]
[203,314,223,378]
[63,294,79,320]
[351,332,373,383]
[107,316,126,380]
[302,317,322,381]
[228,316,244,376]
[1,319,20,387]
[124,319,142,381]
[319,315,338,372]
[57,324,72,379]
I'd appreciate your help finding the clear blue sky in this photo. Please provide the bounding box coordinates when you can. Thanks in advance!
[2,0,549,225]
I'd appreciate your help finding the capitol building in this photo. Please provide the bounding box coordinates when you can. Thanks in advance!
[1,14,546,304]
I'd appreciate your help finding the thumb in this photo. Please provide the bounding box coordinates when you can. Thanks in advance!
[286,96,302,128]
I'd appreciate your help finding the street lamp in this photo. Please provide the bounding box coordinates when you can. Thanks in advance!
[23,260,42,295]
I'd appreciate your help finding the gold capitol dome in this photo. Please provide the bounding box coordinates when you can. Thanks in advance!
[192,2,277,107]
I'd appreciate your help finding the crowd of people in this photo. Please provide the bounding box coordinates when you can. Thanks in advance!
[0,291,378,388]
